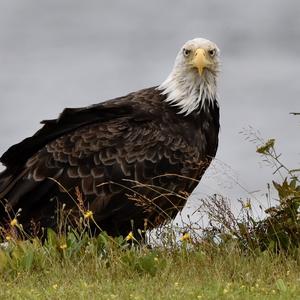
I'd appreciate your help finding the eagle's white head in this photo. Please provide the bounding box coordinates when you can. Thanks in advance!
[158,38,220,115]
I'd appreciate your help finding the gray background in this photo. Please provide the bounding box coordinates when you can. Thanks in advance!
[0,0,299,215]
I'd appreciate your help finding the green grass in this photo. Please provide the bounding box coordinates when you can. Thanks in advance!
[1,232,300,300]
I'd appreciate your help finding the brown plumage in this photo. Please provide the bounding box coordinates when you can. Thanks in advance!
[0,38,220,237]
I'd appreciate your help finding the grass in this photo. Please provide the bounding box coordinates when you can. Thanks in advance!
[0,231,300,300]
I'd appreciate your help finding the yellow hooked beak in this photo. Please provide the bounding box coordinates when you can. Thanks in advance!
[192,48,210,75]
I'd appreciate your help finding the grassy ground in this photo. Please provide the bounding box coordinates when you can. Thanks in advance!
[1,232,300,300]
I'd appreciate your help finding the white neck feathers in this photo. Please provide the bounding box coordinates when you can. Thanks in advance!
[158,67,218,115]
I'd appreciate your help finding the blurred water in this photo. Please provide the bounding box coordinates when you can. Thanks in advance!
[0,0,299,213]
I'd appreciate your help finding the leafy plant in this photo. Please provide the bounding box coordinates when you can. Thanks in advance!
[201,127,300,254]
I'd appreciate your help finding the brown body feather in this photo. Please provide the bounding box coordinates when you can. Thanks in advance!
[0,87,219,237]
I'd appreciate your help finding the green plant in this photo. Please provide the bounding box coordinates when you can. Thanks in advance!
[252,138,300,252]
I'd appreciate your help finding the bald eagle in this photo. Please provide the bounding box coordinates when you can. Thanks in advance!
[0,38,220,238]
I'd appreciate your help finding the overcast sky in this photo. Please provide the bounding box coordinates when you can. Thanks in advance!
[0,1,299,216]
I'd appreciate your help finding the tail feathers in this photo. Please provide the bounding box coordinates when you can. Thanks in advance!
[0,168,27,200]
[0,172,59,231]
[0,166,47,214]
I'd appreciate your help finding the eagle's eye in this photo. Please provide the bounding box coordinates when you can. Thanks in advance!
[208,49,216,57]
[183,48,191,57]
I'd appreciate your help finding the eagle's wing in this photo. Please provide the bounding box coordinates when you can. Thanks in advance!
[7,117,203,226]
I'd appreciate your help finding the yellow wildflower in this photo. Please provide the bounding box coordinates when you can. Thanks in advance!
[10,218,18,227]
[52,284,58,289]
[243,200,252,209]
[180,232,191,242]
[60,244,67,250]
[84,210,93,219]
[125,231,134,241]
[5,236,11,241]
[223,288,229,294]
